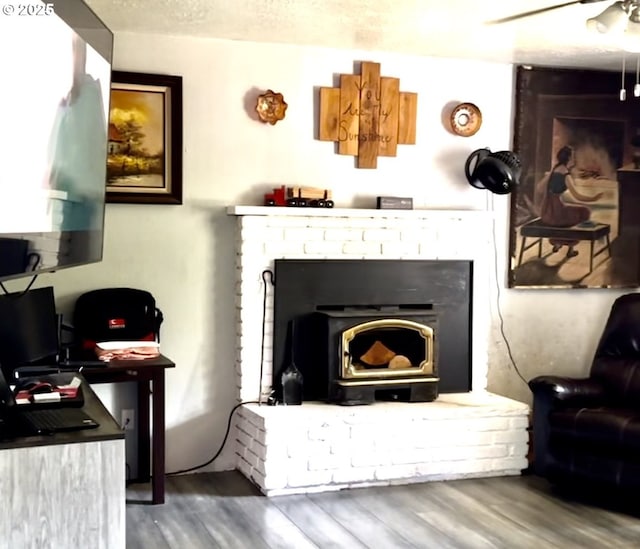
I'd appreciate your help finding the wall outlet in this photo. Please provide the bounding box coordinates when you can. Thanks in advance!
[121,409,135,431]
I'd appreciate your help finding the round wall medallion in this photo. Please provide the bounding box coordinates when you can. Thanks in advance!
[450,102,482,137]
[256,90,288,125]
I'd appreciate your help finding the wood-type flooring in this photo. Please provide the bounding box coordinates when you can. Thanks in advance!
[126,472,640,548]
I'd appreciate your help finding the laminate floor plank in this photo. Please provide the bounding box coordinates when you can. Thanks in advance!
[219,498,316,548]
[401,481,516,548]
[206,469,264,497]
[474,476,640,547]
[307,489,418,548]
[195,471,318,549]
[195,499,273,549]
[125,504,171,549]
[128,477,224,549]
[126,473,640,549]
[271,493,369,548]
[490,501,627,548]
[481,483,637,547]
[168,474,273,549]
[125,480,153,505]
[132,501,223,549]
[126,482,172,548]
[408,481,543,548]
[343,485,462,548]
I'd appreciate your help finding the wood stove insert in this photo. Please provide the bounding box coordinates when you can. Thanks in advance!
[317,308,439,404]
[273,259,473,404]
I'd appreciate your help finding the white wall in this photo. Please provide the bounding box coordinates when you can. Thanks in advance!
[5,33,628,473]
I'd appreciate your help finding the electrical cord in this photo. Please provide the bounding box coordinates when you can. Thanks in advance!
[491,215,529,388]
[166,269,274,476]
[0,274,38,296]
[165,399,260,477]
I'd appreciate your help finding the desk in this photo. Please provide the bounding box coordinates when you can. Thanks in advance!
[0,374,125,547]
[82,354,175,505]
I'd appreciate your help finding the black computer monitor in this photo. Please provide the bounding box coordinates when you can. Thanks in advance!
[0,287,59,379]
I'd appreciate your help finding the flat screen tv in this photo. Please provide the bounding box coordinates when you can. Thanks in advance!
[0,0,113,282]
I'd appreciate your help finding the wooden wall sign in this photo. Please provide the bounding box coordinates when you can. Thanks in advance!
[318,61,418,169]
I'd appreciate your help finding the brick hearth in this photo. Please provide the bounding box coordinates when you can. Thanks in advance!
[228,206,529,495]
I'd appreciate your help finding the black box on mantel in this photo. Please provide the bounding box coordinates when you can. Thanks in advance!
[376,196,413,210]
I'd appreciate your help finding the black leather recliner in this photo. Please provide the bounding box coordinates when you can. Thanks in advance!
[529,293,640,495]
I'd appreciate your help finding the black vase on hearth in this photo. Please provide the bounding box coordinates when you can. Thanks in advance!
[281,319,303,405]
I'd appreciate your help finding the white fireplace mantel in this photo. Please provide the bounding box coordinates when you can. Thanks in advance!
[227,205,492,220]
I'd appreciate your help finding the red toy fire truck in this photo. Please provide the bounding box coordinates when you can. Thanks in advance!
[264,186,334,208]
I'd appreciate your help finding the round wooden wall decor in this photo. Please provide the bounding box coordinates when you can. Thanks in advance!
[450,102,482,137]
[256,90,288,125]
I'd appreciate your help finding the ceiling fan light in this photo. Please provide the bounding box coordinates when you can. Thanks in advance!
[586,2,628,33]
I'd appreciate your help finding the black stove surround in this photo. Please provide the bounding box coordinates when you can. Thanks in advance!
[272,259,473,404]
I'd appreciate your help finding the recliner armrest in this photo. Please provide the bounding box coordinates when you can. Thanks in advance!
[528,375,607,476]
[529,375,606,406]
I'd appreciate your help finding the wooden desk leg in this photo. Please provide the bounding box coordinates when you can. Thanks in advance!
[151,370,166,504]
[137,380,151,483]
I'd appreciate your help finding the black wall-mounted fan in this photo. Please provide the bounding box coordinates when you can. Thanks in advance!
[464,148,522,195]
[487,0,608,25]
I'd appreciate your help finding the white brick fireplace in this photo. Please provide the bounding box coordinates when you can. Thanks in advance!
[228,206,529,496]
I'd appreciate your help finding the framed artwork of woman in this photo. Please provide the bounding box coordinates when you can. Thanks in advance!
[509,65,640,289]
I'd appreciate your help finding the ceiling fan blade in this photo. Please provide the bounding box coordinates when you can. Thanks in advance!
[485,0,607,25]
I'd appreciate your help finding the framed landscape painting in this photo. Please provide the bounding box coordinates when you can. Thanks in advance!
[508,65,640,289]
[106,71,182,204]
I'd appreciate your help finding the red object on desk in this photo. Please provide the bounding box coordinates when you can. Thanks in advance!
[14,380,80,403]
[94,341,161,362]
[57,386,79,398]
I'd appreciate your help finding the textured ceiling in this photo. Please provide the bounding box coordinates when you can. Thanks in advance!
[85,0,633,70]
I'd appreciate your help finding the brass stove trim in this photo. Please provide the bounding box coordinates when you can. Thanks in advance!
[336,377,439,387]
[342,318,434,379]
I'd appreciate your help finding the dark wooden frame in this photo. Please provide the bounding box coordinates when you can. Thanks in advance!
[106,71,182,204]
[508,65,640,289]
